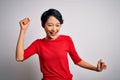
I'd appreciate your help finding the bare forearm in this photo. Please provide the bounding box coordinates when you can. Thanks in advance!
[16,30,26,61]
[77,60,97,71]
[16,18,30,62]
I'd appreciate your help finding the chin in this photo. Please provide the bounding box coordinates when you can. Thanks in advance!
[49,36,57,40]
[46,32,59,40]
[47,34,58,40]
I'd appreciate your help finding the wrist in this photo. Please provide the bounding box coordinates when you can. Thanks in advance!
[20,29,27,35]
[92,66,98,72]
[20,29,27,32]
[95,67,101,72]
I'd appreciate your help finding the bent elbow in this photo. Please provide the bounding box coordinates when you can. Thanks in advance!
[16,57,24,62]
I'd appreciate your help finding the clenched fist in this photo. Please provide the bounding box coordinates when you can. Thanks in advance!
[19,18,30,30]
[97,59,107,72]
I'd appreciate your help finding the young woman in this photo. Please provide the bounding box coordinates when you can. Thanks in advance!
[16,9,107,80]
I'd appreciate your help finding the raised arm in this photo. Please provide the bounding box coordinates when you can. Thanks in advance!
[16,18,30,62]
[77,59,107,72]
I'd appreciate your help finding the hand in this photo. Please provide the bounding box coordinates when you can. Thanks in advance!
[96,59,107,72]
[19,18,30,30]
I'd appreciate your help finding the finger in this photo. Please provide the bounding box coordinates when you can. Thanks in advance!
[97,59,104,71]
[103,64,107,70]
[19,20,24,26]
[100,61,107,71]
[97,60,101,71]
[23,18,30,25]
[100,62,104,71]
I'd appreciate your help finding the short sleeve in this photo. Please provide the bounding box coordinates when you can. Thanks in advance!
[23,39,39,61]
[67,36,82,64]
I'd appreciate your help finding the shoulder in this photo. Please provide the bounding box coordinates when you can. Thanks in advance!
[31,38,43,44]
[33,39,41,42]
[59,35,73,42]
[59,34,71,39]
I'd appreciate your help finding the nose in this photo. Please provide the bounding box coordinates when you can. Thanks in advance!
[52,26,56,31]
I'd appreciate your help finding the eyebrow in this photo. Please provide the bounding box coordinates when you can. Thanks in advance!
[47,23,60,25]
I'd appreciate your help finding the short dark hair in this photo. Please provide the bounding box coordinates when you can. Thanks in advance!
[41,9,64,28]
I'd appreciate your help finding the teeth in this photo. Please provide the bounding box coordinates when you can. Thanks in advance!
[50,32,56,35]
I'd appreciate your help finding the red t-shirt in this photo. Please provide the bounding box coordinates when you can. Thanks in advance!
[23,35,82,80]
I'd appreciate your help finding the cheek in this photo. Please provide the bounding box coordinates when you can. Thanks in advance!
[44,26,51,32]
[45,29,50,33]
[57,27,61,31]
[44,28,49,33]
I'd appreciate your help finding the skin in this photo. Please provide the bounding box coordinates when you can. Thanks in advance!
[16,18,30,61]
[44,16,61,40]
[16,16,107,72]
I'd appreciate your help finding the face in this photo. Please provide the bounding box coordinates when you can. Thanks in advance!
[44,16,61,40]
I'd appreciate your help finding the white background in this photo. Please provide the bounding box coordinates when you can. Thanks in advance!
[0,0,120,80]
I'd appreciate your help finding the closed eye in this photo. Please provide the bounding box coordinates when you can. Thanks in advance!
[47,23,53,27]
[56,25,60,27]
[48,25,52,27]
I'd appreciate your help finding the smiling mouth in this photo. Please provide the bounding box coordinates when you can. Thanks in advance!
[49,31,58,36]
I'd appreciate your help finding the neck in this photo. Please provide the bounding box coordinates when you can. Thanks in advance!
[45,35,59,40]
